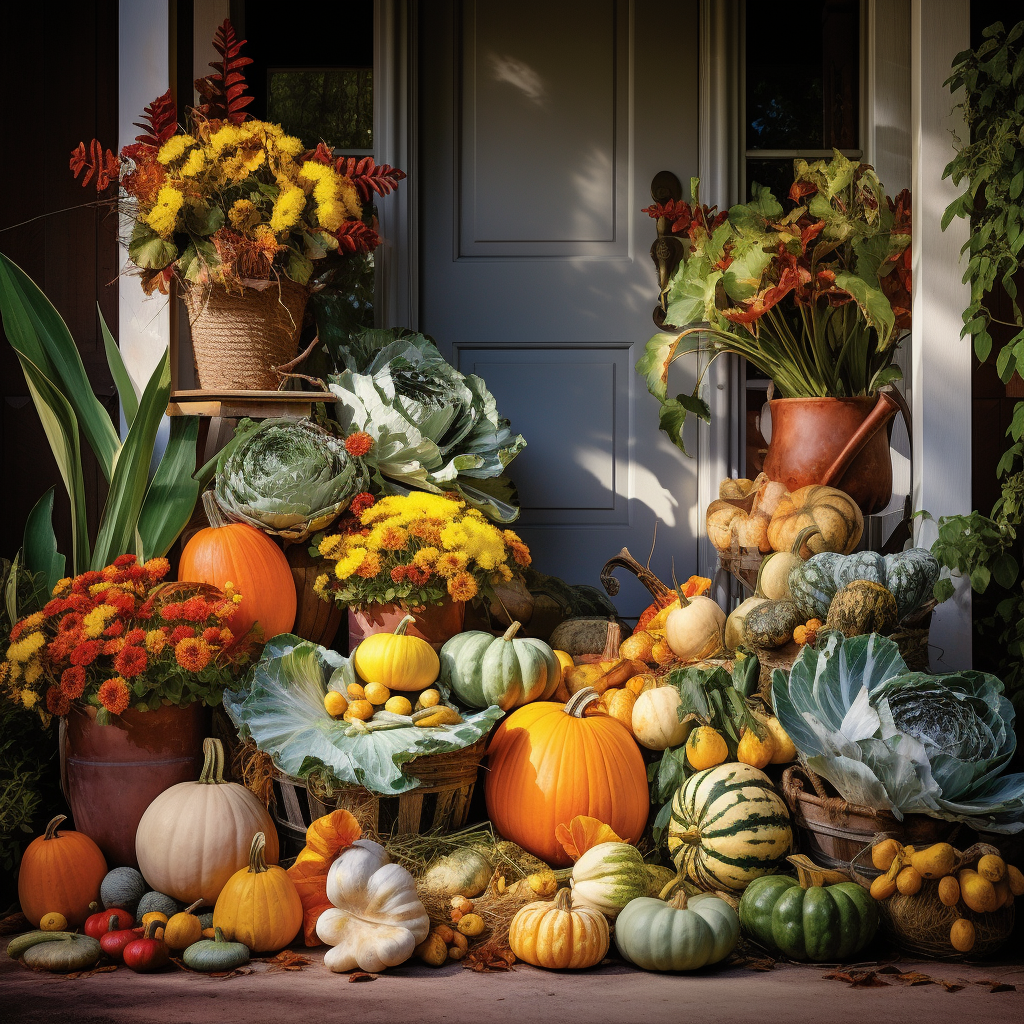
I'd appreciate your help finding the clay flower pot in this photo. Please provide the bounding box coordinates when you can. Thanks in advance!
[347,599,466,652]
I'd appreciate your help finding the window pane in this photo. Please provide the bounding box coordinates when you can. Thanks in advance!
[267,68,373,151]
[745,159,798,204]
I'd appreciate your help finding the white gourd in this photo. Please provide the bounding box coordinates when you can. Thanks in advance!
[631,687,691,750]
[665,594,725,663]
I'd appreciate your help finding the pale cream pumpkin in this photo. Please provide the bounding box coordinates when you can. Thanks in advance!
[135,738,278,904]
[665,594,725,663]
[631,687,690,750]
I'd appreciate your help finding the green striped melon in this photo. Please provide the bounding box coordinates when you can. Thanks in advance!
[666,763,793,893]
[569,841,651,920]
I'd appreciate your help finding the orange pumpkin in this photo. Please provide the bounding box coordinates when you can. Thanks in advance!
[484,688,648,867]
[18,815,107,927]
[179,492,296,638]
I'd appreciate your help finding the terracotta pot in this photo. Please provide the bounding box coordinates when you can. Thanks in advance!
[347,599,466,652]
[762,394,898,515]
[287,544,343,649]
[64,703,207,868]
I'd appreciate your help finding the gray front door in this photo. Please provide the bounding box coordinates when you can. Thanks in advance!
[417,0,701,616]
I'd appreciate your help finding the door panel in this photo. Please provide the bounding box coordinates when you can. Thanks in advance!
[419,0,701,615]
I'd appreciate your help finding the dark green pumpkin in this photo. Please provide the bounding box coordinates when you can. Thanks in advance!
[136,891,179,919]
[884,548,940,619]
[825,581,898,637]
[100,866,146,915]
[744,600,802,648]
[738,875,878,961]
[182,927,250,972]
[834,551,886,590]
[788,554,840,620]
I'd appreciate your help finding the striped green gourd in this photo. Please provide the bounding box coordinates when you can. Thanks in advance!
[666,763,793,893]
[788,553,840,621]
[884,548,940,619]
[833,551,886,590]
[569,841,651,920]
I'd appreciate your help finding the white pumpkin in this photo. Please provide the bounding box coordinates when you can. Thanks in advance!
[316,840,430,973]
[135,738,278,904]
[569,842,651,920]
[665,595,725,662]
[631,687,691,750]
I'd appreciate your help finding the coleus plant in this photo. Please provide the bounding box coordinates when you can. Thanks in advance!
[638,153,912,452]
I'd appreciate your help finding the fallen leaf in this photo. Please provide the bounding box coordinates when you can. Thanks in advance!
[823,970,889,987]
[988,983,1016,993]
[895,972,935,986]
[464,944,516,972]
[64,965,119,980]
[264,950,312,972]
[349,971,376,982]
[938,981,965,993]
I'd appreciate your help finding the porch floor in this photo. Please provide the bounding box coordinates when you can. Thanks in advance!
[4,942,1021,1024]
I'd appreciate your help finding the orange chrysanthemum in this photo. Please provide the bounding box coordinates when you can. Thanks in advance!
[180,596,211,622]
[175,637,212,672]
[114,645,148,678]
[98,677,131,715]
[435,552,468,578]
[60,665,87,699]
[378,525,409,551]
[390,565,408,584]
[447,571,479,602]
[356,553,382,578]
[344,431,374,458]
[46,686,72,716]
[350,492,375,516]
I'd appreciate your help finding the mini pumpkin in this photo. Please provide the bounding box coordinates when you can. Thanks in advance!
[508,888,609,969]
[569,842,652,920]
[631,686,690,750]
[352,614,440,691]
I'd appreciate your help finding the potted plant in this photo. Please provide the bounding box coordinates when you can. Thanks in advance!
[311,491,533,648]
[1,555,258,866]
[71,19,404,391]
[639,152,912,514]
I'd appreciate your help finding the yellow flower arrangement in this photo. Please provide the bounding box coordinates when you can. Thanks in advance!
[312,492,531,612]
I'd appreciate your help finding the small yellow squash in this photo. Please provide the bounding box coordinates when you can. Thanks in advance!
[352,614,440,692]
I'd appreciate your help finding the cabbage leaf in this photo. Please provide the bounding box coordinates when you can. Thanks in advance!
[223,635,503,795]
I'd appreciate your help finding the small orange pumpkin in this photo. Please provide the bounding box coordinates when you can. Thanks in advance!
[179,492,296,637]
[18,815,107,927]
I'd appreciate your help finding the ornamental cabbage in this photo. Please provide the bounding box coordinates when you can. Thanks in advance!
[771,632,1024,833]
[215,418,367,542]
[327,329,526,523]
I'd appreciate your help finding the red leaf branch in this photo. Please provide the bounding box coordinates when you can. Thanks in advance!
[133,90,178,147]
[69,140,120,191]
[335,157,407,203]
[194,19,253,124]
[331,220,381,254]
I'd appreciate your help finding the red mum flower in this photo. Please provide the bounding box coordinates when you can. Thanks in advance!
[60,665,87,699]
[59,613,84,633]
[73,571,104,593]
[43,597,71,617]
[98,678,131,715]
[170,625,195,644]
[344,431,374,458]
[125,628,146,645]
[114,554,137,568]
[103,620,125,638]
[114,645,148,678]
[180,596,210,622]
[350,492,376,517]
[202,626,223,643]
[46,686,72,716]
[69,640,103,666]
[390,565,409,584]
[103,638,126,655]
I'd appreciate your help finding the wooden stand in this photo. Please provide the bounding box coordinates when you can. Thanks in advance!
[167,389,335,419]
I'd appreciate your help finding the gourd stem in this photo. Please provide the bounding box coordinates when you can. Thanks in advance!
[752,556,771,600]
[201,490,228,530]
[248,831,268,874]
[502,621,522,642]
[107,914,120,933]
[42,815,66,840]
[393,613,416,636]
[214,927,226,943]
[553,888,573,912]
[198,737,226,784]
[790,525,821,557]
[673,827,701,847]
[667,889,690,911]
[564,687,601,718]
[143,920,162,940]
[183,899,205,916]
[670,558,691,608]
[600,621,622,661]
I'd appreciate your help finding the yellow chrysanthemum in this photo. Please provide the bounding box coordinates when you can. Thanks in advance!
[334,548,367,581]
[7,631,46,663]
[21,689,39,710]
[82,604,118,639]
[209,123,247,155]
[52,577,73,596]
[23,660,43,685]
[144,185,184,237]
[157,134,196,164]
[412,547,440,569]
[269,185,306,234]
[19,611,45,631]
[435,552,468,578]
[356,552,382,578]
[228,199,258,231]
[178,148,207,178]
[276,134,305,156]
[318,534,347,560]
[313,573,330,597]
[144,629,167,655]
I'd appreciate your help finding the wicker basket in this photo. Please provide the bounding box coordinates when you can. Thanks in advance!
[850,839,1015,959]
[182,278,309,391]
[781,764,959,870]
[270,739,487,856]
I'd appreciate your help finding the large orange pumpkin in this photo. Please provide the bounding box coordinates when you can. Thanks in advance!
[179,492,296,638]
[18,815,107,927]
[484,688,649,867]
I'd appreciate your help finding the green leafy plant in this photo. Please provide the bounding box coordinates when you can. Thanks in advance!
[639,152,911,452]
[0,253,202,574]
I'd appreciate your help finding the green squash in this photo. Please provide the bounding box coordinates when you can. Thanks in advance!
[884,548,940,619]
[789,553,841,620]
[667,763,793,893]
[825,581,898,637]
[569,842,652,920]
[834,551,886,590]
[22,933,101,973]
[198,911,215,929]
[100,867,147,915]
[419,847,494,898]
[743,600,802,648]
[615,890,739,971]
[136,891,180,919]
[439,622,561,711]
[724,595,769,651]
[738,874,878,961]
[182,927,250,972]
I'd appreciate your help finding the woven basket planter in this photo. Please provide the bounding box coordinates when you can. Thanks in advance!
[182,278,309,391]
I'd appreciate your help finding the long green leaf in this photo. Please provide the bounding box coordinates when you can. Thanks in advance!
[23,486,66,596]
[98,305,139,429]
[16,355,91,575]
[5,552,20,626]
[91,349,171,569]
[138,415,201,557]
[0,253,120,481]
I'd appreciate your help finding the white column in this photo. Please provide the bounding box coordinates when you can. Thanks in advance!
[910,0,972,669]
[118,0,171,404]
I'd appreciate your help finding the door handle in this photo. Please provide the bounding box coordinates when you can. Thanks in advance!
[649,171,684,328]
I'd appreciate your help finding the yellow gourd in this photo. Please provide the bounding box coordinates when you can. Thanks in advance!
[765,716,797,763]
[352,614,440,692]
[977,854,1006,883]
[416,688,442,709]
[141,911,168,930]
[650,638,676,665]
[870,875,897,901]
[599,686,638,734]
[992,878,1012,909]
[937,876,960,907]
[508,888,609,970]
[415,706,462,727]
[163,899,205,951]
[736,722,775,769]
[39,912,67,931]
[958,869,998,913]
[685,726,729,771]
[910,843,955,880]
[347,683,365,699]
[213,832,303,954]
[324,691,348,718]
[384,695,413,715]
[414,929,449,966]
[896,866,922,896]
[619,631,660,663]
[363,682,391,705]
[457,913,486,937]
[871,839,903,872]
[344,699,375,722]
[949,918,975,953]
[1007,864,1024,896]
[664,591,725,663]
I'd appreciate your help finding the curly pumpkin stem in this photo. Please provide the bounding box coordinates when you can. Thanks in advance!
[198,737,227,785]
[247,831,269,874]
[42,815,66,841]
[392,614,416,636]
[789,524,822,557]
[670,558,691,608]
[564,687,602,718]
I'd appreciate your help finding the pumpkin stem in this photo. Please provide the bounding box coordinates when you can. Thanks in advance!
[752,553,771,599]
[42,814,66,840]
[670,558,691,608]
[553,888,573,912]
[214,927,226,943]
[501,621,522,642]
[201,490,229,529]
[248,831,269,874]
[600,620,622,661]
[143,920,163,940]
[107,914,121,934]
[790,525,821,558]
[666,889,690,911]
[564,687,601,718]
[392,613,416,636]
[182,899,205,916]
[198,737,226,785]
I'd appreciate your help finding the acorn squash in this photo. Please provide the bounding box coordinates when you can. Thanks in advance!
[834,551,886,590]
[743,600,802,649]
[825,581,898,637]
[884,548,940,619]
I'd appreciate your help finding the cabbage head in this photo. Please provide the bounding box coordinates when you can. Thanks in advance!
[216,418,367,541]
[327,329,526,522]
[772,632,1024,833]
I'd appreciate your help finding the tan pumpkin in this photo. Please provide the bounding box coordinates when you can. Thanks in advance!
[135,738,279,904]
[632,686,691,750]
[767,485,864,556]
[706,497,772,554]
